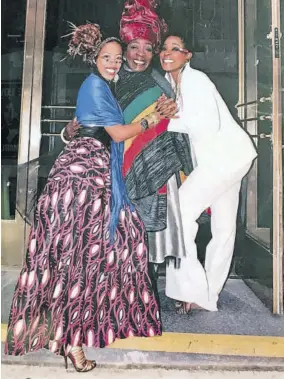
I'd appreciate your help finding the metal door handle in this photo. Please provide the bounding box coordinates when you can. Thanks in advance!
[259,133,272,139]
[250,133,272,139]
[259,96,272,103]
[260,115,272,121]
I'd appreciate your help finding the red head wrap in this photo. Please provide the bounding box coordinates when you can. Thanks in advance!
[119,0,168,51]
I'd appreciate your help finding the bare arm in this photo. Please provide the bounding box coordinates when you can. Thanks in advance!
[106,96,179,142]
[63,97,178,143]
[62,115,156,143]
[105,121,144,143]
[105,112,161,143]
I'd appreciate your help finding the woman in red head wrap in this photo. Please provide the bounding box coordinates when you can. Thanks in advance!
[118,0,193,284]
[119,0,167,72]
[120,0,168,52]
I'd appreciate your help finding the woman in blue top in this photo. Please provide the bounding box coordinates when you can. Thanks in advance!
[5,23,166,372]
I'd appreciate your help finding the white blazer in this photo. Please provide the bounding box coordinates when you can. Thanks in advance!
[167,65,257,175]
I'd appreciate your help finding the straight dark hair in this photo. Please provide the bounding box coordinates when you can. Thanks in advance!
[162,31,193,52]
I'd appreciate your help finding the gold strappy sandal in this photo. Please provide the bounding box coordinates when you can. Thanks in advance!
[64,346,96,373]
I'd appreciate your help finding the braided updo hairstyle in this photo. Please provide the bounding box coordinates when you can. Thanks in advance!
[66,22,121,67]
[66,22,102,64]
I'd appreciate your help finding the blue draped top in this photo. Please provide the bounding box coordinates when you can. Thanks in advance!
[75,73,133,243]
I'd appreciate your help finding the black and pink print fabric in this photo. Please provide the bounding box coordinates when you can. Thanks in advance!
[5,137,161,356]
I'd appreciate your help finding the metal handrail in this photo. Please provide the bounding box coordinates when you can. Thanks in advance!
[239,114,272,122]
[42,105,76,109]
[236,100,258,108]
[236,96,272,108]
[239,117,258,122]
[41,119,72,123]
[42,133,61,136]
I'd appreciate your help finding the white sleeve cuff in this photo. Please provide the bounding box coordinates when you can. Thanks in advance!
[167,117,188,133]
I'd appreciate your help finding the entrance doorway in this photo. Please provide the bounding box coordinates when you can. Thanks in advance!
[1,0,283,314]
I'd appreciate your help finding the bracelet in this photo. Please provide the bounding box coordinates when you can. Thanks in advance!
[60,127,70,144]
[145,112,160,127]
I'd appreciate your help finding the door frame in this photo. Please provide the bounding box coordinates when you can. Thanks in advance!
[237,0,283,314]
[270,0,283,315]
[1,0,47,267]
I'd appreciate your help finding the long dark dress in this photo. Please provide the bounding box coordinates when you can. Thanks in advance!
[5,73,161,356]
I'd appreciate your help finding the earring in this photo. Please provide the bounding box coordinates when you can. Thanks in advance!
[114,73,119,83]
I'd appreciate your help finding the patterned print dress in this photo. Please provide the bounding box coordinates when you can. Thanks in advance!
[5,137,162,356]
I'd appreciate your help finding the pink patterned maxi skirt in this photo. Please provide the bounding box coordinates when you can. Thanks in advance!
[5,137,162,356]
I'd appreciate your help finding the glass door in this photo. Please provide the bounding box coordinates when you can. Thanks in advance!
[1,0,32,267]
[236,0,283,314]
[3,0,282,315]
[3,0,125,267]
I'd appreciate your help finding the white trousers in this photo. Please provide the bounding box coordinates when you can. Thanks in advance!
[166,162,251,311]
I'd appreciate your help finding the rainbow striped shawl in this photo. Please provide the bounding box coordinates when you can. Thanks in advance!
[116,66,193,231]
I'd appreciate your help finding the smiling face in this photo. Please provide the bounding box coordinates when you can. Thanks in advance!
[160,36,192,81]
[125,38,153,72]
[96,41,123,81]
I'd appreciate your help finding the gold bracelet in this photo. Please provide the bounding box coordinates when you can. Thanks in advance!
[145,112,160,126]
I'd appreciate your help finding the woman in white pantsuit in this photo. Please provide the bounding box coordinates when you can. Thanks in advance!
[159,34,257,313]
